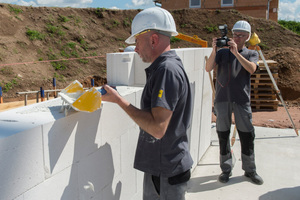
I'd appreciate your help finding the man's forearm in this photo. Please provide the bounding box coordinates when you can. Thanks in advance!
[205,50,217,72]
[116,97,171,139]
[235,52,257,74]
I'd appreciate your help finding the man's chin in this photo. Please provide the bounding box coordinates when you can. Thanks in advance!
[141,58,151,63]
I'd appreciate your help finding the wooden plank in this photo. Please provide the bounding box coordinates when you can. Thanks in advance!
[251,93,277,100]
[251,73,279,79]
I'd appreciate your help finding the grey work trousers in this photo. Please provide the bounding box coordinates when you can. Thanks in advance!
[214,102,256,173]
[143,173,187,200]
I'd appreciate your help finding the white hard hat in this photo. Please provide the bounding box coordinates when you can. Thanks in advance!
[232,20,251,41]
[125,7,178,44]
[124,45,136,52]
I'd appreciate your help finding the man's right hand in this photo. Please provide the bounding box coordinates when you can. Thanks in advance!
[101,85,121,104]
[212,37,217,51]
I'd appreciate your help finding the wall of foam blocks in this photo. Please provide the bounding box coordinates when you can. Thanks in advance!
[0,47,213,200]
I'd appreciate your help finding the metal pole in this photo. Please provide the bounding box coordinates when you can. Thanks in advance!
[53,78,56,98]
[0,86,3,104]
[91,78,95,88]
[40,87,45,102]
[25,94,28,106]
[267,0,271,20]
[256,45,298,136]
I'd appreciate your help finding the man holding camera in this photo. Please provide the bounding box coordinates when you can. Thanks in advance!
[206,20,263,185]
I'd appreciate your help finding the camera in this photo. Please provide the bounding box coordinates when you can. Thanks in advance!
[216,24,230,48]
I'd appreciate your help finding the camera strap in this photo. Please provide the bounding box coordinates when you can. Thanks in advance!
[217,50,231,88]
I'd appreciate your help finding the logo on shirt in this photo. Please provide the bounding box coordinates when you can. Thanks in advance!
[158,89,163,98]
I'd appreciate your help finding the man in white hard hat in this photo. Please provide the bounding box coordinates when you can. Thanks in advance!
[206,20,264,185]
[102,7,193,199]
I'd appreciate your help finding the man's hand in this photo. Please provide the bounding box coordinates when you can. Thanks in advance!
[212,37,218,51]
[227,38,257,74]
[101,84,172,139]
[101,85,121,104]
[228,38,238,55]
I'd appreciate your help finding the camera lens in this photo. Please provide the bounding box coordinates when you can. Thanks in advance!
[216,39,226,47]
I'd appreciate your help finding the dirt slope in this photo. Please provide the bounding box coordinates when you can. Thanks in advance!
[0,4,299,105]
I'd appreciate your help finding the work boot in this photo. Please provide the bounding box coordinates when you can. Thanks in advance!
[244,172,264,185]
[218,172,232,183]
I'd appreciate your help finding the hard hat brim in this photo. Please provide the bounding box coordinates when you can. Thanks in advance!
[125,35,136,44]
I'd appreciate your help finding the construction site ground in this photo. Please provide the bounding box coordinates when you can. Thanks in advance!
[0,3,299,130]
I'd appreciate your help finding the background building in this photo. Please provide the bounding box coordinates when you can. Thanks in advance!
[153,0,278,21]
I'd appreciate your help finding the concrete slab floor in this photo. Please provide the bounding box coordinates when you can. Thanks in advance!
[186,125,300,200]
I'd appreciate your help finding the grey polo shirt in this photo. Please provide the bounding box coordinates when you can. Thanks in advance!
[134,50,193,177]
[215,47,259,105]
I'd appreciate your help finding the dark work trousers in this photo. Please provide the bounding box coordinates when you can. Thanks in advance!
[214,102,256,173]
[143,173,188,200]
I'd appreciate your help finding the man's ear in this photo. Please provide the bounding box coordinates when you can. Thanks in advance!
[151,33,159,45]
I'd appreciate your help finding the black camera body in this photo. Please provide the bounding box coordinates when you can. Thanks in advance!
[216,24,230,48]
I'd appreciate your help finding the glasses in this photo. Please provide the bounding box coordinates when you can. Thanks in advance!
[233,34,247,38]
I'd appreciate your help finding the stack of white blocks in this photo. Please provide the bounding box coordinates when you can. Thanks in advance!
[0,48,213,200]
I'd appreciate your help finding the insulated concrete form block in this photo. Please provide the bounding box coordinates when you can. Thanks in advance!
[114,165,138,200]
[125,128,144,199]
[107,53,135,86]
[134,54,149,86]
[194,48,207,71]
[100,103,135,144]
[186,49,205,166]
[188,84,202,168]
[181,48,198,74]
[174,49,184,67]
[77,142,119,200]
[43,110,102,177]
[120,128,139,174]
[100,86,143,146]
[0,99,65,137]
[111,137,122,178]
[198,70,213,161]
[117,129,141,199]
[22,166,78,200]
[135,87,143,109]
[189,48,213,168]
[136,170,144,198]
[102,177,122,200]
[198,48,213,161]
[188,75,203,169]
[0,126,44,200]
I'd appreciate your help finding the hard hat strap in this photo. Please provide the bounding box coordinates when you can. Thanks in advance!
[155,30,172,38]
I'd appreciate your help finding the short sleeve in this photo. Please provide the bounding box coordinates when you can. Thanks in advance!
[151,66,182,111]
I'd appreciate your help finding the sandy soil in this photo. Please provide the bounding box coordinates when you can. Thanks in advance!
[211,106,300,131]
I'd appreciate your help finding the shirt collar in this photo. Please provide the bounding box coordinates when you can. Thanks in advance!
[145,50,176,74]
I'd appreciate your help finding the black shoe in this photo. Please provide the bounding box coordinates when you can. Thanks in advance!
[218,172,232,183]
[244,172,264,185]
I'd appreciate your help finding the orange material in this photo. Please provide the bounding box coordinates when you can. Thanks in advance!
[62,80,84,94]
[53,86,57,98]
[175,33,208,47]
[72,87,102,113]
